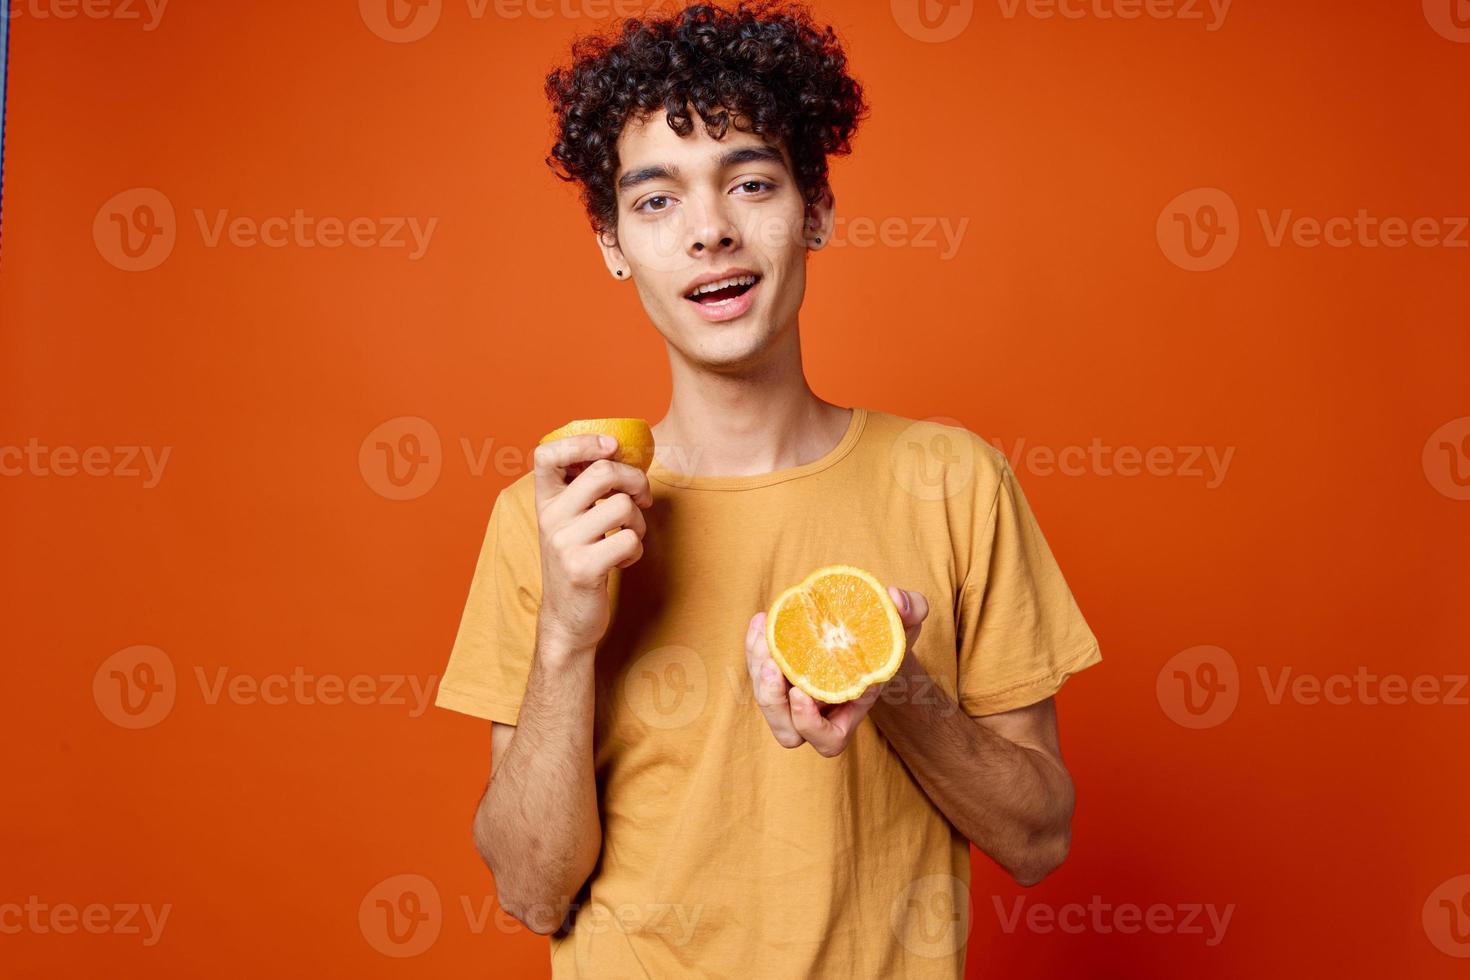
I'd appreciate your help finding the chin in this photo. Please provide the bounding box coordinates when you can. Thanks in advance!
[682,320,773,369]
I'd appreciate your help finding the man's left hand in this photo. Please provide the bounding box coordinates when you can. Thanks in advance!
[744,586,929,757]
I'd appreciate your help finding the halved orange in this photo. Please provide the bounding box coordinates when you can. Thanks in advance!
[765,564,906,704]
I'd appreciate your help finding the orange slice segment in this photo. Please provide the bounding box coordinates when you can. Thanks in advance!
[765,564,906,704]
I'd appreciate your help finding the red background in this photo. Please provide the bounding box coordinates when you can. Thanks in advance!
[2,0,1467,975]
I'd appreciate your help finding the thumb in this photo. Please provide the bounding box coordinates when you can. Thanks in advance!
[889,586,928,646]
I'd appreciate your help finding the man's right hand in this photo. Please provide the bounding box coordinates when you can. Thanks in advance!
[532,434,652,655]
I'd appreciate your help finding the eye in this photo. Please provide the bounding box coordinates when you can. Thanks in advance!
[636,195,674,214]
[735,180,775,195]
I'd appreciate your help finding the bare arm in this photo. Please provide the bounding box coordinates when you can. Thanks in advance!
[473,629,601,934]
[871,665,1074,886]
[469,434,651,934]
[747,587,1077,887]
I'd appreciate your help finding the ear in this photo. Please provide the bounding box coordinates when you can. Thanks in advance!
[596,229,629,279]
[805,185,836,250]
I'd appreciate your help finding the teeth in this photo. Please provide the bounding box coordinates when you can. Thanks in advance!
[688,274,757,297]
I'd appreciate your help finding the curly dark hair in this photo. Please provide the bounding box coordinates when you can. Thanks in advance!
[544,1,868,241]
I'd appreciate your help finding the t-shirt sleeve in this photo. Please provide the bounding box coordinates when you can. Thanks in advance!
[434,480,542,724]
[954,453,1102,716]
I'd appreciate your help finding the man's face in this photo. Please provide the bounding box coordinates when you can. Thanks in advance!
[601,109,832,370]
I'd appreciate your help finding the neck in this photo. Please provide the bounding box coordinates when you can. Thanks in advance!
[652,323,850,478]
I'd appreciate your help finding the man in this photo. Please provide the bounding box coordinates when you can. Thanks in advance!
[435,3,1102,976]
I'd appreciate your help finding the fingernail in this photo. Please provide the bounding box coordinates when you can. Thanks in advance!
[895,589,909,613]
[599,435,617,451]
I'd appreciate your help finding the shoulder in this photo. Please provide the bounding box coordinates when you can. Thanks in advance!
[861,408,1009,504]
[489,469,540,539]
[503,467,538,507]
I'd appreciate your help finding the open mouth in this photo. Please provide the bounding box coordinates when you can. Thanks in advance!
[684,274,762,307]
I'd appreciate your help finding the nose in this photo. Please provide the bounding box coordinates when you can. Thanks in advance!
[686,190,740,256]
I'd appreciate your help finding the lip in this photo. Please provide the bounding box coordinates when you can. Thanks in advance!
[682,267,760,296]
[684,275,761,323]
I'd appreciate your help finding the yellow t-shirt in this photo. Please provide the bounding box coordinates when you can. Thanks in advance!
[436,407,1102,978]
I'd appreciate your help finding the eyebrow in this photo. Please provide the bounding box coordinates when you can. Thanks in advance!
[616,145,786,194]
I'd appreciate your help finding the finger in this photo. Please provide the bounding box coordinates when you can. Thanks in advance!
[577,496,645,571]
[747,614,801,738]
[744,613,774,691]
[565,490,648,546]
[788,687,848,756]
[590,526,644,571]
[544,457,653,533]
[746,612,803,748]
[888,586,929,650]
[533,434,618,506]
[566,457,653,513]
[819,683,882,738]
